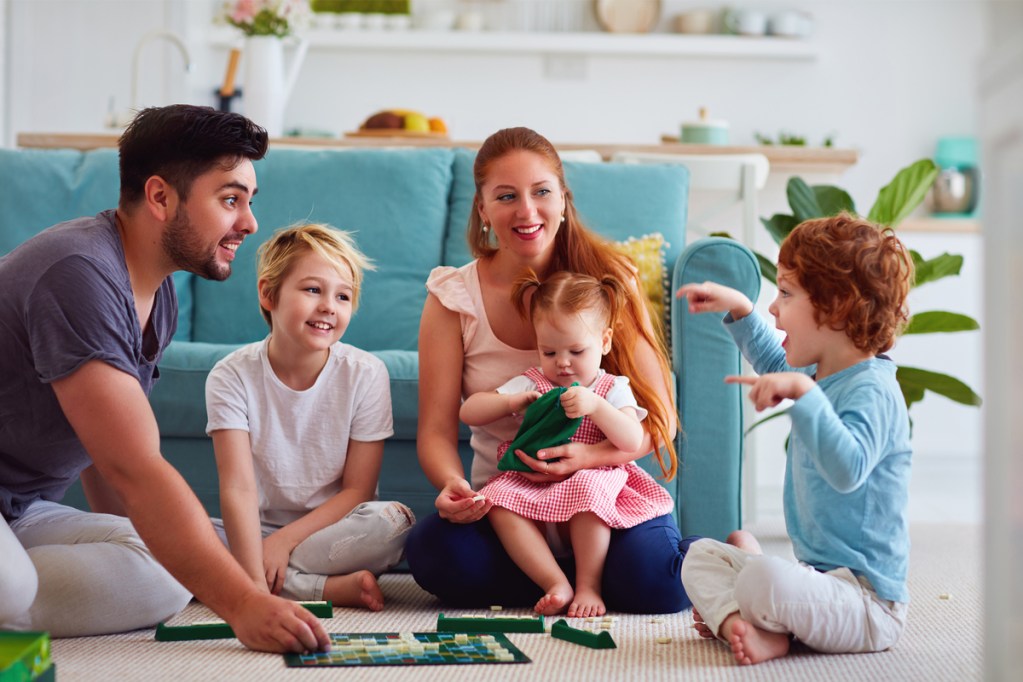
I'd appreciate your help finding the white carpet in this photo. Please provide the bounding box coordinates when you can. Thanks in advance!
[47,521,981,681]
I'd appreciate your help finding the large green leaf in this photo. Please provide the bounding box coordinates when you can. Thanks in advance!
[903,311,980,335]
[787,177,823,222]
[760,213,799,246]
[812,185,856,217]
[867,159,939,227]
[754,251,778,284]
[913,251,964,287]
[896,365,983,408]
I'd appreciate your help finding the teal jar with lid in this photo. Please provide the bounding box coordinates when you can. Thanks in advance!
[680,107,729,145]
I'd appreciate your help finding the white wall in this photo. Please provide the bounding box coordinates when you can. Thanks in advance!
[3,1,988,206]
[1,0,991,519]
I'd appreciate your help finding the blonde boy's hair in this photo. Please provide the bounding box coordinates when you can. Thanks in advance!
[256,223,374,328]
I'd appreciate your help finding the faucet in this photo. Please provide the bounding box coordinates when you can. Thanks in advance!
[128,30,194,114]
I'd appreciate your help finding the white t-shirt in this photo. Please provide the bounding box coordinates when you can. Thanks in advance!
[205,338,393,527]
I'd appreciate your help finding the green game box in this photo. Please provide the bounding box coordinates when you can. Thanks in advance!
[0,631,53,682]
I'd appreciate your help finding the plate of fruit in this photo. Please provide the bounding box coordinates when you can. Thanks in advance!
[347,109,449,138]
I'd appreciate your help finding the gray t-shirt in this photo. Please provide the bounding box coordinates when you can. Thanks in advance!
[0,210,177,520]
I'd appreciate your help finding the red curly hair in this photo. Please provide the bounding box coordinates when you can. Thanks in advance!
[778,212,914,354]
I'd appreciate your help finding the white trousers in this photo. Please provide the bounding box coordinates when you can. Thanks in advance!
[681,538,908,653]
[212,500,415,601]
[0,501,191,636]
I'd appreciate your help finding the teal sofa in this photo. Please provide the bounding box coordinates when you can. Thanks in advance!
[0,145,759,541]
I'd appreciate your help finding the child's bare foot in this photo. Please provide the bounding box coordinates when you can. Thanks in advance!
[727,530,763,554]
[691,608,715,639]
[567,587,605,618]
[728,618,790,665]
[535,582,573,616]
[323,570,384,611]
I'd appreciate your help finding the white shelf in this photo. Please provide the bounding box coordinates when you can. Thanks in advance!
[209,28,818,60]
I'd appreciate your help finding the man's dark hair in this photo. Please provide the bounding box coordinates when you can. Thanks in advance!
[118,104,268,208]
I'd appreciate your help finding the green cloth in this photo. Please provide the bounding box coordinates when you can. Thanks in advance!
[497,384,582,473]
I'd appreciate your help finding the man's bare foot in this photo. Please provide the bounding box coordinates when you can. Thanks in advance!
[728,618,790,665]
[727,530,763,554]
[535,582,573,616]
[567,587,605,618]
[691,608,715,639]
[322,570,384,611]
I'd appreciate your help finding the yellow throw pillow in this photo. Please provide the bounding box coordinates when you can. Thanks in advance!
[611,233,670,350]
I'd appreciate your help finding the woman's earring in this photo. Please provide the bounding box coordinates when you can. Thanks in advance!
[482,223,490,233]
[560,214,565,223]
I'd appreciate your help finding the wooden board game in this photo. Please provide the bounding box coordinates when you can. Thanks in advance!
[283,632,531,668]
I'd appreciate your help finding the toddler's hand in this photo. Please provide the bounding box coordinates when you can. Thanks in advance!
[508,390,542,414]
[560,385,598,419]
[676,281,754,320]
[726,372,815,411]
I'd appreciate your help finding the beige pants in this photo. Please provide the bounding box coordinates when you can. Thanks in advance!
[212,500,415,601]
[0,501,191,636]
[681,538,908,653]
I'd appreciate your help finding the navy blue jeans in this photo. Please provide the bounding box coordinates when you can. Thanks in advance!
[406,512,698,614]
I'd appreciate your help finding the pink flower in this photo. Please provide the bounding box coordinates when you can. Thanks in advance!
[230,0,256,24]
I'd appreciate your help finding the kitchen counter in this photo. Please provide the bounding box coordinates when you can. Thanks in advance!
[15,133,858,175]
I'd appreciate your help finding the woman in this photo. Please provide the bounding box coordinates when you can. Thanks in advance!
[406,127,697,613]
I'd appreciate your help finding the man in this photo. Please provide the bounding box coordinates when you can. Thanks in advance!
[0,105,329,653]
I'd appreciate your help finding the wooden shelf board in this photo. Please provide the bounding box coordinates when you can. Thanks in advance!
[16,133,859,175]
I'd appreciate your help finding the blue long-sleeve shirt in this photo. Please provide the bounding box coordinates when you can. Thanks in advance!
[726,311,912,603]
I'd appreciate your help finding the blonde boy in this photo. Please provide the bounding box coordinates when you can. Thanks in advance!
[206,224,414,610]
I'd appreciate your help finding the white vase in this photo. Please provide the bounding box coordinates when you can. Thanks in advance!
[242,35,308,138]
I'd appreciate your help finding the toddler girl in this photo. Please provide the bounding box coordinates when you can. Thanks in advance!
[461,271,676,618]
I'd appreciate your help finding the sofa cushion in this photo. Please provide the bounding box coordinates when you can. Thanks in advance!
[0,148,116,252]
[611,232,670,344]
[443,147,689,271]
[190,147,455,351]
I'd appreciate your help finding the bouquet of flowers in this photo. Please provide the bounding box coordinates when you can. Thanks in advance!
[223,0,309,38]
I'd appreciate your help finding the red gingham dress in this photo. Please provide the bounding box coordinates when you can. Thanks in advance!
[479,368,674,529]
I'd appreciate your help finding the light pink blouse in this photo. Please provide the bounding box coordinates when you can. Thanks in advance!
[426,261,536,488]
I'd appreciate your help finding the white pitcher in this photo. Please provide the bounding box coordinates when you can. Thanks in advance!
[242,35,308,138]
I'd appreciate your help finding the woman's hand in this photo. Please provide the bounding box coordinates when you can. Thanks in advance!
[262,532,294,596]
[512,442,595,483]
[435,476,492,524]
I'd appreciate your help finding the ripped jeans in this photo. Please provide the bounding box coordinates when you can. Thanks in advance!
[212,500,415,601]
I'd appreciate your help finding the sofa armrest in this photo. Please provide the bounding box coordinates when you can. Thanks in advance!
[670,237,761,540]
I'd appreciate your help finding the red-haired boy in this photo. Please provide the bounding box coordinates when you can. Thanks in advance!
[676,213,915,664]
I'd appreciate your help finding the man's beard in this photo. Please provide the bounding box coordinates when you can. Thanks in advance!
[162,208,231,281]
